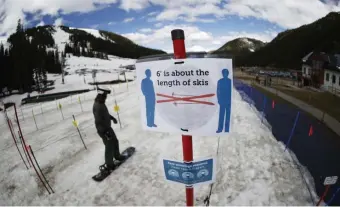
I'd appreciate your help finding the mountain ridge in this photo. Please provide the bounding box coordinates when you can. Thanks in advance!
[213,37,266,55]
[3,25,166,59]
[234,12,340,68]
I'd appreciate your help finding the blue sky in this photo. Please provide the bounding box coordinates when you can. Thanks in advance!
[1,0,340,52]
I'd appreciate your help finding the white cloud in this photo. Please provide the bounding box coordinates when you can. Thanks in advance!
[90,24,99,29]
[108,21,116,25]
[2,0,339,38]
[223,0,340,28]
[36,21,45,27]
[154,23,163,28]
[120,0,340,28]
[147,11,158,16]
[119,0,149,11]
[123,17,135,23]
[121,24,277,53]
[139,28,153,33]
[53,17,63,26]
[0,0,119,36]
[187,45,207,52]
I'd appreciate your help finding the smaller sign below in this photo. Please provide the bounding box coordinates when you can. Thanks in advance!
[324,176,338,185]
[163,157,215,186]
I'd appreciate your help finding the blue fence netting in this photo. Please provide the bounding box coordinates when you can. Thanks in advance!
[233,79,340,206]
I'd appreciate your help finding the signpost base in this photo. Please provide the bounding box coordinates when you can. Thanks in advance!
[182,135,193,206]
[186,186,194,206]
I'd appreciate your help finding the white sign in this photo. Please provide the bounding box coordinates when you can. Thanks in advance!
[324,176,338,185]
[136,58,233,136]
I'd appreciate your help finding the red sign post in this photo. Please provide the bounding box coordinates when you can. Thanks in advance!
[171,29,194,206]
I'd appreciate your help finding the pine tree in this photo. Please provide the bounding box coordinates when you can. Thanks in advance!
[7,19,33,92]
[80,47,84,57]
[88,49,94,58]
[0,44,4,90]
[55,49,62,73]
[0,44,4,56]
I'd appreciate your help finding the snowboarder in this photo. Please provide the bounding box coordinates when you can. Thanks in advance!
[93,88,125,173]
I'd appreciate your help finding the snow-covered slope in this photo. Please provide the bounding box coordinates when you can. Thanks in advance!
[2,25,165,57]
[52,27,70,52]
[214,38,266,54]
[0,55,136,106]
[69,27,115,43]
[0,36,8,47]
[65,54,135,73]
[0,76,316,205]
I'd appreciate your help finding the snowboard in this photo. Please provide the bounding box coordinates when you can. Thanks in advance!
[92,146,135,182]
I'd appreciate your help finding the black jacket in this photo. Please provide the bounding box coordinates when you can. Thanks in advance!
[93,95,111,133]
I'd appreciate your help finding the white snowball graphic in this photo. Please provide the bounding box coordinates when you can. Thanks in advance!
[156,63,217,131]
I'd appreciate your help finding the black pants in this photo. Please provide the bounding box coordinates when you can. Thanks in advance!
[98,128,120,167]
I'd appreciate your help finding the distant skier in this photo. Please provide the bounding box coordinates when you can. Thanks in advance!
[93,88,125,173]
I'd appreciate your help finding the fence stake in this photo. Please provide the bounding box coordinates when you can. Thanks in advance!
[284,111,300,152]
[20,107,25,121]
[261,96,267,124]
[58,103,64,120]
[6,115,28,169]
[78,96,83,112]
[14,104,31,165]
[40,103,43,114]
[26,145,51,195]
[17,130,32,167]
[32,110,38,130]
[29,145,55,193]
[114,100,122,129]
[124,71,129,91]
[72,115,87,150]
[321,112,325,123]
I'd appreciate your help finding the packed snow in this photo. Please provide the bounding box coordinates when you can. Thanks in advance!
[65,55,135,72]
[0,35,9,49]
[0,65,318,205]
[69,27,114,43]
[240,38,254,47]
[52,27,71,52]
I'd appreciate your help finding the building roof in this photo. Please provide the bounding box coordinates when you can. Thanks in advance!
[325,54,340,72]
[302,52,313,62]
[325,68,340,73]
[302,51,330,64]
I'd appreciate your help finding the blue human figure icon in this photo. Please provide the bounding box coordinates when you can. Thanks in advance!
[141,69,157,127]
[216,69,232,133]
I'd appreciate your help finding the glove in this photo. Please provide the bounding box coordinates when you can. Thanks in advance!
[110,115,118,124]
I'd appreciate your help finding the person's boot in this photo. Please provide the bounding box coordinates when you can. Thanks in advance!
[115,155,126,161]
[99,164,115,174]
